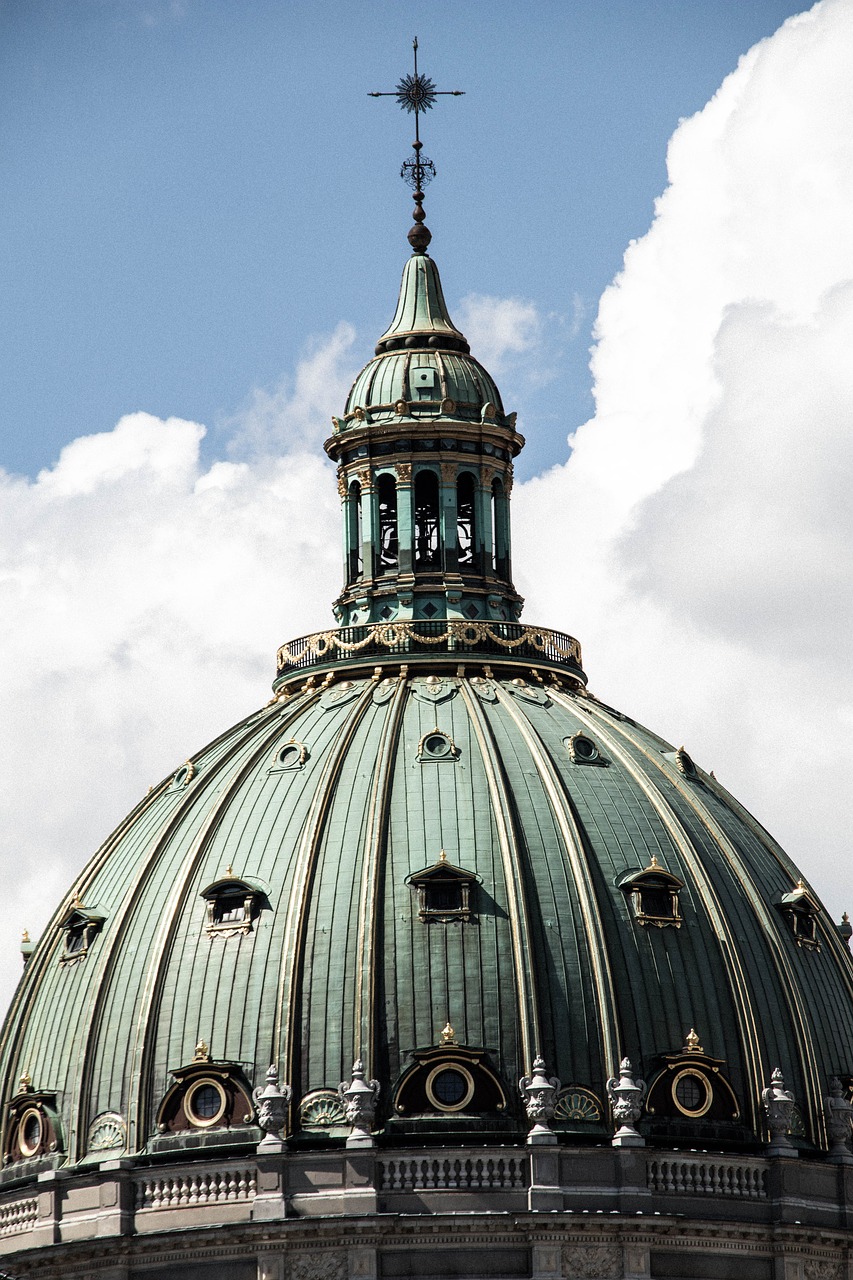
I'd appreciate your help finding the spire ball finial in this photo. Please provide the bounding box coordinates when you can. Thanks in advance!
[370,40,464,253]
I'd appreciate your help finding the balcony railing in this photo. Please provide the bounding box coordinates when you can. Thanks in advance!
[275,620,584,680]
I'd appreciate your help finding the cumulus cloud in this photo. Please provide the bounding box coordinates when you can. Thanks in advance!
[515,0,853,914]
[0,399,340,1008]
[224,321,358,457]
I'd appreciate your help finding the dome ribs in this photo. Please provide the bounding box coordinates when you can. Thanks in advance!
[274,681,378,1102]
[490,685,621,1088]
[558,689,824,1144]
[353,674,409,1085]
[458,681,540,1075]
[126,699,318,1156]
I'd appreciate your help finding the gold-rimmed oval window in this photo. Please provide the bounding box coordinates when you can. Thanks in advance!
[185,1078,227,1128]
[425,1063,475,1113]
[672,1069,712,1118]
[18,1107,43,1157]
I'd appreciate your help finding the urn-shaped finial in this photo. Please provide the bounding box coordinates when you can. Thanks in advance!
[824,1077,853,1163]
[253,1063,292,1152]
[338,1059,381,1149]
[606,1057,646,1148]
[762,1066,797,1158]
[519,1055,561,1146]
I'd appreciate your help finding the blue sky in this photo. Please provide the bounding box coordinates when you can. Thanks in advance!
[1,0,808,480]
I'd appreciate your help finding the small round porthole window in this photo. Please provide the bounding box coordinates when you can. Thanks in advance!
[425,1064,475,1112]
[422,732,452,758]
[672,1069,712,1118]
[18,1108,43,1157]
[277,742,304,769]
[571,734,599,763]
[185,1078,227,1128]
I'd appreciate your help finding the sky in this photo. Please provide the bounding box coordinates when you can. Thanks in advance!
[1,0,852,1012]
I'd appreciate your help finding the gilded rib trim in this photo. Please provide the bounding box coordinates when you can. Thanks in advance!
[556,691,770,1134]
[458,681,538,1068]
[128,699,318,1153]
[354,675,409,1068]
[275,682,377,1093]
[493,687,620,1077]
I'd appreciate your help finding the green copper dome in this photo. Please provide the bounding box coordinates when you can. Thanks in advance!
[4,670,853,1161]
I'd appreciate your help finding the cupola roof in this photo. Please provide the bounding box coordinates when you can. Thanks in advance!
[374,252,470,355]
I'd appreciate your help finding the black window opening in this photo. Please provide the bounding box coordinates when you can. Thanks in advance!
[490,477,507,577]
[414,470,440,570]
[347,481,363,582]
[213,893,248,925]
[377,473,399,573]
[456,473,476,571]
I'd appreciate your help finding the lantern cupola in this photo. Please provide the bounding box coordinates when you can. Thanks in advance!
[325,248,524,626]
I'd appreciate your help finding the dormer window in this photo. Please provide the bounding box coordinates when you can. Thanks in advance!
[778,881,821,950]
[200,870,270,939]
[406,852,479,923]
[59,901,105,966]
[618,857,683,929]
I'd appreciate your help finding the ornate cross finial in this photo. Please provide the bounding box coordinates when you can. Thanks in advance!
[369,38,464,253]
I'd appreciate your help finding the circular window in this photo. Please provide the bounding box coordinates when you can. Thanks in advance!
[422,732,452,758]
[676,750,697,777]
[425,1063,475,1112]
[185,1078,228,1128]
[672,1069,712,1118]
[570,734,599,763]
[277,742,303,769]
[18,1108,43,1157]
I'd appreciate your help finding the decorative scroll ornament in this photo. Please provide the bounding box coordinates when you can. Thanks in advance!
[338,1059,380,1149]
[762,1066,797,1157]
[519,1055,560,1146]
[606,1057,646,1148]
[824,1077,853,1162]
[253,1064,292,1151]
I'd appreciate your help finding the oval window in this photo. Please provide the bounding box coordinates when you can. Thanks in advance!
[672,1069,712,1118]
[277,744,302,768]
[18,1108,43,1157]
[423,732,452,758]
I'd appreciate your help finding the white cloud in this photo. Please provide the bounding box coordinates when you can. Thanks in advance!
[455,295,542,375]
[224,321,358,457]
[515,0,853,917]
[0,394,340,1009]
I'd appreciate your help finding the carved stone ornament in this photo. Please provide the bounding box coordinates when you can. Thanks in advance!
[395,462,412,484]
[562,1244,622,1279]
[762,1066,797,1157]
[519,1055,560,1145]
[824,1076,853,1162]
[336,469,348,500]
[87,1111,126,1153]
[606,1057,646,1147]
[338,1059,380,1148]
[439,461,457,484]
[288,1251,347,1280]
[803,1262,843,1280]
[253,1063,292,1151]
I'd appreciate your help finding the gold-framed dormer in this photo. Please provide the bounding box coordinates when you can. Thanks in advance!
[618,856,684,929]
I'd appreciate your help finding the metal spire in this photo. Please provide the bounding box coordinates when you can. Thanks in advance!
[369,38,464,253]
